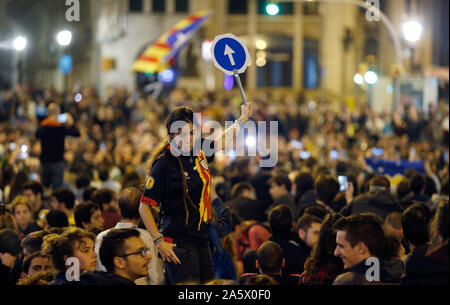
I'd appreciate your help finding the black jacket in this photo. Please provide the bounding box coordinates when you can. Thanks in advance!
[333,258,403,285]
[239,272,300,285]
[269,232,306,276]
[402,244,449,285]
[35,118,80,163]
[340,190,403,220]
[80,271,136,285]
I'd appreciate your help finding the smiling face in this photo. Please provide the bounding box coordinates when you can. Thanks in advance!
[334,230,370,269]
[73,237,97,272]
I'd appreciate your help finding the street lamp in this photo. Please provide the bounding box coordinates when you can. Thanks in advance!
[364,70,378,85]
[402,20,423,43]
[13,36,27,51]
[57,30,72,47]
[353,73,364,85]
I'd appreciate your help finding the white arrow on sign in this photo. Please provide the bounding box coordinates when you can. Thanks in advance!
[224,44,235,66]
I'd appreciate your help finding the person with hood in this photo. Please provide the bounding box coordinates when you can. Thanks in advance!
[332,213,404,285]
[339,175,403,220]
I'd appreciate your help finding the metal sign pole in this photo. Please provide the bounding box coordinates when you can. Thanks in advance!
[233,69,247,106]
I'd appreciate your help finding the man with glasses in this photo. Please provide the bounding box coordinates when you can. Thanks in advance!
[94,187,164,284]
[80,228,151,285]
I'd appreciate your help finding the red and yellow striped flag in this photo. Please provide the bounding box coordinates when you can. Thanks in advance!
[132,10,213,74]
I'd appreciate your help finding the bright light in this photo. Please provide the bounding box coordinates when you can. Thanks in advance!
[57,30,72,46]
[255,39,267,50]
[402,21,423,43]
[256,51,267,58]
[21,145,28,153]
[364,70,378,85]
[255,57,267,67]
[266,3,280,16]
[353,73,364,85]
[245,136,256,147]
[75,93,83,103]
[386,84,393,94]
[202,40,213,61]
[158,69,175,82]
[13,36,27,51]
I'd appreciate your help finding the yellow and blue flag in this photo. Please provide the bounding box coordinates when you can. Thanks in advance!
[132,10,213,74]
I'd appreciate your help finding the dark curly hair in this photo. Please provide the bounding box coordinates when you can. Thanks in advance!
[41,227,95,272]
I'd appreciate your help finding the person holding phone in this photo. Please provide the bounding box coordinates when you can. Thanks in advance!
[35,103,80,190]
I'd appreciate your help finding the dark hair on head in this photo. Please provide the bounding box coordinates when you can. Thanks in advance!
[404,169,418,179]
[396,179,411,200]
[384,212,403,230]
[22,252,51,274]
[74,202,101,228]
[382,234,402,260]
[370,175,390,190]
[244,274,278,285]
[333,213,386,258]
[294,172,314,202]
[23,181,44,196]
[231,182,255,199]
[99,228,140,273]
[0,228,22,255]
[83,186,97,202]
[118,187,141,220]
[303,205,329,220]
[304,213,344,276]
[268,174,292,192]
[402,203,432,246]
[46,210,69,228]
[42,227,96,272]
[98,166,110,182]
[242,249,258,274]
[91,189,114,207]
[424,176,437,198]
[409,173,425,194]
[75,174,91,189]
[268,204,293,234]
[315,174,339,204]
[22,230,50,255]
[431,199,449,241]
[230,210,243,232]
[256,241,283,274]
[296,214,322,233]
[51,188,75,210]
[362,172,376,193]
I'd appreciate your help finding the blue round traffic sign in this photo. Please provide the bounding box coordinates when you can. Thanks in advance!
[211,33,251,75]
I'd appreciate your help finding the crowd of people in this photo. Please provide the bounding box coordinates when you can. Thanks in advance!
[0,83,448,285]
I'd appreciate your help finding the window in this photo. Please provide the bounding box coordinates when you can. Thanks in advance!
[228,0,248,14]
[256,35,293,87]
[175,0,189,13]
[129,0,143,12]
[303,2,319,15]
[153,0,165,13]
[303,39,319,89]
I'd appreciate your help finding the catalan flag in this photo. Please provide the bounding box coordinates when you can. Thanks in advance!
[132,10,213,74]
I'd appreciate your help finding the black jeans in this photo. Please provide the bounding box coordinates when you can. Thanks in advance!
[40,161,64,190]
[164,245,215,285]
